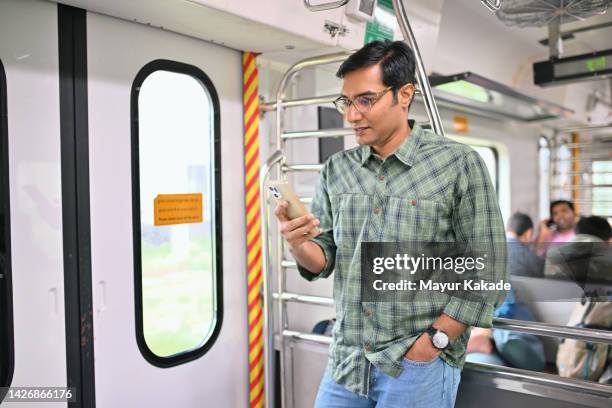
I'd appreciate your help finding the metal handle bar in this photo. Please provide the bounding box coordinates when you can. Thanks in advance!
[260,150,285,408]
[303,0,349,12]
[481,0,501,12]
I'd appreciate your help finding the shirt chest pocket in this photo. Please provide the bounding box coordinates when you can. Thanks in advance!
[330,194,371,245]
[385,197,451,241]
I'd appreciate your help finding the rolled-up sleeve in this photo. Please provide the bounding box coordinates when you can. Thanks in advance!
[444,150,508,328]
[297,162,337,281]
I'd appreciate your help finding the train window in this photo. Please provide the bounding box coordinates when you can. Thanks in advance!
[0,59,14,392]
[132,60,222,366]
[538,136,551,220]
[592,161,612,221]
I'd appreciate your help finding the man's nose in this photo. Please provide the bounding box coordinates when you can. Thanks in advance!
[345,103,362,122]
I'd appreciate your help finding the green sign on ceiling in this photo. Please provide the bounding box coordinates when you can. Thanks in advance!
[364,0,397,44]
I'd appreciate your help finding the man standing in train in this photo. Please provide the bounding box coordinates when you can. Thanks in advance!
[274,40,507,408]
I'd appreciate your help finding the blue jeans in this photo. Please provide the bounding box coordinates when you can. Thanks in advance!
[314,357,461,408]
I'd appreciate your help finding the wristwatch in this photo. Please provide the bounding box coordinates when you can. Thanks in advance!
[426,326,450,350]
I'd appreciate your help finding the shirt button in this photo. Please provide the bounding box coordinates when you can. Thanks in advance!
[365,344,373,352]
[363,309,372,317]
[411,199,417,206]
[378,175,385,181]
[373,207,380,215]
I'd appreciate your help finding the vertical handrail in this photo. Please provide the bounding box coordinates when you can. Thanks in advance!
[392,0,445,136]
[260,150,285,408]
[272,51,350,408]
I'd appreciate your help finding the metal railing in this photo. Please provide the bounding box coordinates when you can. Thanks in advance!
[280,333,612,399]
[262,88,423,113]
[274,290,612,344]
[259,150,284,408]
[267,52,351,408]
[275,291,612,401]
[278,325,612,400]
[261,94,338,112]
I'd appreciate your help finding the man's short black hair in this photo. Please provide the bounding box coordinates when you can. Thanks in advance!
[576,216,612,241]
[507,212,534,236]
[550,199,575,216]
[336,40,416,101]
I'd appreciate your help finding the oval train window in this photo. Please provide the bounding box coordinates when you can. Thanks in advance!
[132,60,222,367]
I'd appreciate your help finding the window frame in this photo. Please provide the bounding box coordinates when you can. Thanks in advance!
[131,59,223,368]
[0,58,14,397]
[471,144,500,193]
[592,160,612,219]
[446,132,510,218]
[538,135,551,221]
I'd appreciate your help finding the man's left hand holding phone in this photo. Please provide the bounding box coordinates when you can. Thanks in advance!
[268,181,327,276]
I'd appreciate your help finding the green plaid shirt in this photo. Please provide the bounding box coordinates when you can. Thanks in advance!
[297,122,507,397]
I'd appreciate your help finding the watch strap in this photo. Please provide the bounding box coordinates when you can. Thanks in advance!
[426,326,437,338]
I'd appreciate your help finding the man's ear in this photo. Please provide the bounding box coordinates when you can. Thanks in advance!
[399,83,415,110]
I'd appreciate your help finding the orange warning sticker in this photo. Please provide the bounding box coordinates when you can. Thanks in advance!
[154,193,203,226]
[453,115,469,134]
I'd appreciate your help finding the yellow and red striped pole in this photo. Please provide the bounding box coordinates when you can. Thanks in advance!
[243,52,265,408]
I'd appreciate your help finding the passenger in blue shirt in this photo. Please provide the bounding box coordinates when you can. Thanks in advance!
[506,212,544,277]
[466,288,546,371]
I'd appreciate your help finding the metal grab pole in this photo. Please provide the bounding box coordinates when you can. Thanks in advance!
[272,51,350,408]
[260,150,284,408]
[392,0,445,136]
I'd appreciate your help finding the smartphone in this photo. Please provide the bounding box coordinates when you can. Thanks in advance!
[266,180,309,220]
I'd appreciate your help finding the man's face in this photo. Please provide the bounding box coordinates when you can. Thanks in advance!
[551,203,576,231]
[340,64,413,147]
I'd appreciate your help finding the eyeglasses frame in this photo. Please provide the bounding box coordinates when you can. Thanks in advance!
[333,86,393,115]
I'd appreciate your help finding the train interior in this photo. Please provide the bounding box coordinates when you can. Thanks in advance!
[0,0,611,407]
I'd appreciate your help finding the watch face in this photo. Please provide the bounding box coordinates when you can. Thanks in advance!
[432,331,449,349]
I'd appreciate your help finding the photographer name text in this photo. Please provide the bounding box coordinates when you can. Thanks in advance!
[372,279,510,292]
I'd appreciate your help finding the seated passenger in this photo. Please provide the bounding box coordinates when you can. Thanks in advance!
[535,200,577,255]
[466,288,546,371]
[545,215,612,286]
[506,212,544,277]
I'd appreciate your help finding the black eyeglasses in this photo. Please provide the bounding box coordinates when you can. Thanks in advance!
[333,87,392,115]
